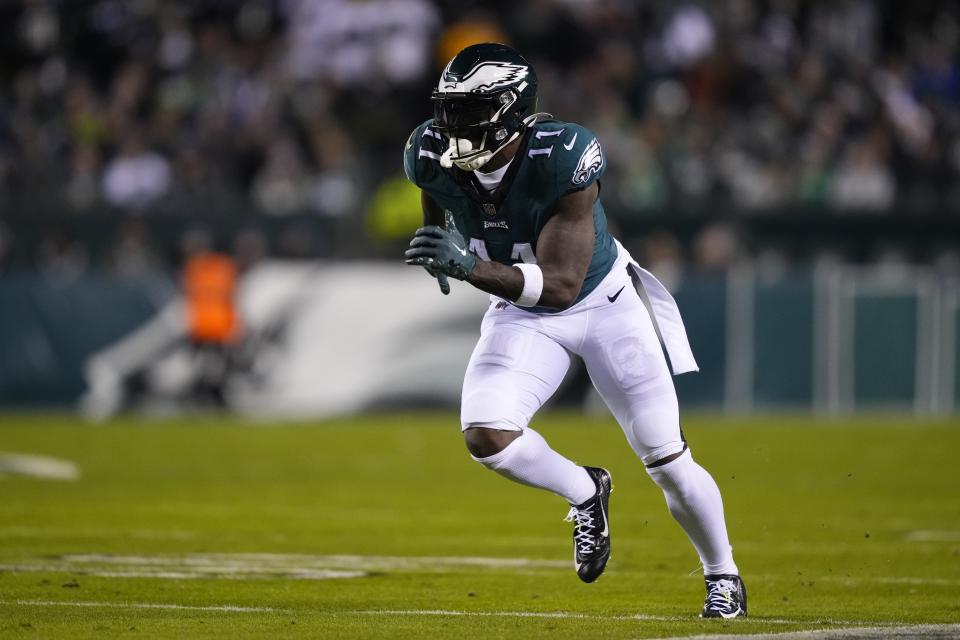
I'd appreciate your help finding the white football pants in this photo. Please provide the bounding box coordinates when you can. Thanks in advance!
[461,247,684,466]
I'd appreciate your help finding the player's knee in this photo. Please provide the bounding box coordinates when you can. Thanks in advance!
[463,424,521,459]
[644,443,688,469]
[644,447,695,493]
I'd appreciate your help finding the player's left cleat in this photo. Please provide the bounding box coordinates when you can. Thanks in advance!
[701,574,748,618]
[565,466,613,583]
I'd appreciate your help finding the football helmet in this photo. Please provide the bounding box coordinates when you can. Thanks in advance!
[431,43,544,171]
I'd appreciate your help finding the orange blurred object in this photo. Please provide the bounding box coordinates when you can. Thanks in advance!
[183,252,241,344]
[436,16,509,69]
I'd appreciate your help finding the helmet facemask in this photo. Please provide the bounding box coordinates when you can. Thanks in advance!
[432,90,532,171]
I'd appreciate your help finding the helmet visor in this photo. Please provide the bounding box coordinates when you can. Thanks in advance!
[431,93,497,138]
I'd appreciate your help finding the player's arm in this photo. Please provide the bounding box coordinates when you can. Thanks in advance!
[406,183,597,310]
[422,191,444,226]
[467,183,596,309]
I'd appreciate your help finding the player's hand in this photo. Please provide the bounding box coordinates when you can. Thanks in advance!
[405,225,476,282]
[424,267,450,294]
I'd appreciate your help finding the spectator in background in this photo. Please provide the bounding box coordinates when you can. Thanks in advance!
[232,227,269,273]
[65,145,101,210]
[693,222,741,273]
[830,134,896,211]
[110,219,162,280]
[1,0,960,269]
[37,231,88,283]
[285,0,439,87]
[252,136,308,215]
[638,229,685,292]
[101,129,172,211]
[306,119,364,218]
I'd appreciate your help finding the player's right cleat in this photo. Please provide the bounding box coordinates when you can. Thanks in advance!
[564,466,613,583]
[701,574,748,618]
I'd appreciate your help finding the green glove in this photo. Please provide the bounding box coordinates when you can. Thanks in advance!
[426,266,451,295]
[405,220,476,284]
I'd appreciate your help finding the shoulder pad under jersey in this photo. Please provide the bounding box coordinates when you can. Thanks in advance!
[403,119,447,190]
[525,121,606,198]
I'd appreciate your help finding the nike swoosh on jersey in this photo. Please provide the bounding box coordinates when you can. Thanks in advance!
[607,286,625,303]
[563,132,578,150]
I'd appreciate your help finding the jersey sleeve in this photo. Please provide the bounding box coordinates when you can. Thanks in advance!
[403,119,446,189]
[554,124,606,196]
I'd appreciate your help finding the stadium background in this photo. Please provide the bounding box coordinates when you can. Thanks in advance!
[1,0,958,415]
[1,3,959,638]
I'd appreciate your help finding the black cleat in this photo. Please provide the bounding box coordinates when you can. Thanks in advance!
[565,466,613,583]
[701,574,747,618]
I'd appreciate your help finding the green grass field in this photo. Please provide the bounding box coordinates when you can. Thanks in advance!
[1,412,959,639]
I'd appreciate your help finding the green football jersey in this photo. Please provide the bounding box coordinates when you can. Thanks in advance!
[403,118,617,313]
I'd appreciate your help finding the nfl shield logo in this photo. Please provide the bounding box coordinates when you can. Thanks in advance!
[482,203,497,216]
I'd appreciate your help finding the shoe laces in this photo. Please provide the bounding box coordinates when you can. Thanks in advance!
[705,577,739,610]
[565,505,597,555]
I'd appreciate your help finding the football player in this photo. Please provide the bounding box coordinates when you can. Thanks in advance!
[403,43,746,618]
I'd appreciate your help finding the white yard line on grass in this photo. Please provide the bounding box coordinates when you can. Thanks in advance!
[648,623,960,639]
[62,552,570,570]
[0,526,198,540]
[4,553,957,588]
[0,552,568,582]
[352,613,960,637]
[815,575,960,587]
[346,610,893,627]
[0,563,368,581]
[2,600,289,614]
[7,601,956,636]
[0,453,79,481]
[350,609,679,622]
[903,530,960,542]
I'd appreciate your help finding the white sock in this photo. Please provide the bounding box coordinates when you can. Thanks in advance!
[646,449,739,576]
[472,427,597,505]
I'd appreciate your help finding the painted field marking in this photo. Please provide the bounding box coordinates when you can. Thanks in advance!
[345,609,903,627]
[3,553,957,588]
[0,563,368,581]
[0,453,79,481]
[815,575,960,587]
[904,529,960,542]
[0,552,568,582]
[62,552,569,570]
[0,526,197,540]
[2,600,289,614]
[648,622,960,639]
[6,601,956,636]
[349,609,678,622]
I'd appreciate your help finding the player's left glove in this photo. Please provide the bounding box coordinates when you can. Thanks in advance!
[405,225,476,282]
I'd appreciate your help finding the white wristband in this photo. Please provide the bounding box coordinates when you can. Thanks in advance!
[512,263,543,307]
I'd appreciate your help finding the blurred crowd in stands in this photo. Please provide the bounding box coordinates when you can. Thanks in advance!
[1,0,959,275]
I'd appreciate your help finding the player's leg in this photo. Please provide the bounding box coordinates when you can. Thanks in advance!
[581,287,745,614]
[462,307,613,583]
[461,312,596,505]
